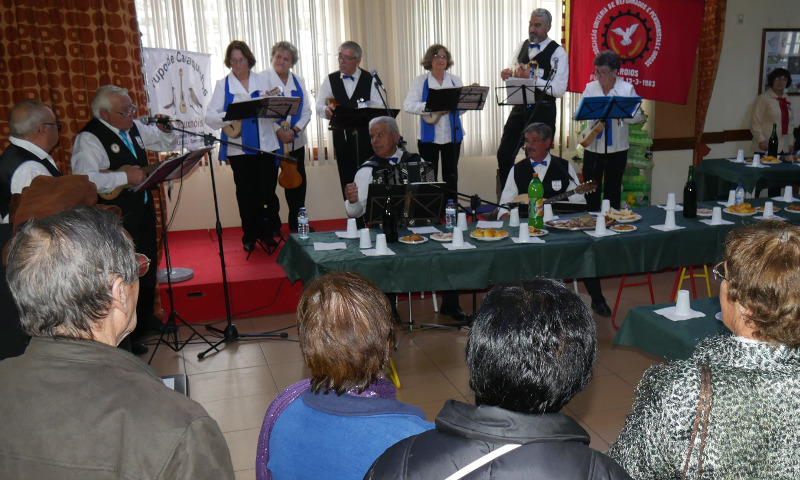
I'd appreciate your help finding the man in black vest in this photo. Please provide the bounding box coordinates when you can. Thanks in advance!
[496,8,568,188]
[0,100,63,222]
[498,123,611,317]
[71,85,178,354]
[316,41,387,197]
[345,117,470,324]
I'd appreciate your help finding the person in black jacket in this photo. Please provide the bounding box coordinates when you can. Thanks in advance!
[365,278,633,480]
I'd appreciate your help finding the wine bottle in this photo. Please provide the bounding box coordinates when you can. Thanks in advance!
[683,166,697,219]
[768,123,779,157]
[383,195,398,243]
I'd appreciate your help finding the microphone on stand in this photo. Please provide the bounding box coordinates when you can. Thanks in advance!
[139,115,176,126]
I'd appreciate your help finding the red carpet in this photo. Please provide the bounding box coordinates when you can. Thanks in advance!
[157,218,347,323]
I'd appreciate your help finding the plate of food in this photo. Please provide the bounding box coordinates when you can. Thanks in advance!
[785,205,800,214]
[758,156,781,164]
[697,208,714,217]
[724,203,757,216]
[399,233,428,245]
[606,208,641,223]
[755,205,781,213]
[430,232,453,242]
[546,214,615,231]
[470,228,509,241]
[527,226,549,236]
[610,224,637,233]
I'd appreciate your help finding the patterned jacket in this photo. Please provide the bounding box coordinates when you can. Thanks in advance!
[608,335,800,479]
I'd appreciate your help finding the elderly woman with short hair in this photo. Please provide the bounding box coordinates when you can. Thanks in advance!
[751,67,795,155]
[609,220,800,479]
[255,271,433,480]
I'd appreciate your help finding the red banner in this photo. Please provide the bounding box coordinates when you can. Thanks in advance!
[567,0,705,104]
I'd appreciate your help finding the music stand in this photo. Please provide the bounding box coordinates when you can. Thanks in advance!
[425,86,489,145]
[146,147,219,362]
[496,78,538,107]
[330,107,400,163]
[223,96,300,122]
[365,184,407,228]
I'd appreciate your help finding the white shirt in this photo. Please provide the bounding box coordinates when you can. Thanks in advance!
[71,118,178,194]
[403,71,465,144]
[261,68,313,149]
[345,147,404,218]
[506,38,569,99]
[581,78,645,153]
[2,137,60,223]
[315,68,387,119]
[498,153,584,217]
[205,71,280,156]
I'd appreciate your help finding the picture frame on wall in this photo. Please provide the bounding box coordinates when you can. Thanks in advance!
[759,28,800,95]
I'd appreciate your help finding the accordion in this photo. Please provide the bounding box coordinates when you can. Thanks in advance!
[372,160,437,185]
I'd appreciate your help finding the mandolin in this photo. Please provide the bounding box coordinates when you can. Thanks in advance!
[577,120,606,147]
[98,162,165,200]
[222,87,282,139]
[179,68,187,114]
[511,181,597,206]
[422,83,479,125]
[277,121,302,189]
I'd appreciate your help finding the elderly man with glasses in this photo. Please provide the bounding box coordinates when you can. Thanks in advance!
[71,85,178,355]
[0,99,63,223]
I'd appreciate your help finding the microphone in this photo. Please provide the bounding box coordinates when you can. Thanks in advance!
[139,115,175,126]
[370,69,384,87]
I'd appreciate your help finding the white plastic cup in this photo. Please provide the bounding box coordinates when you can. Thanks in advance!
[452,227,464,246]
[594,214,607,235]
[508,208,520,227]
[375,233,388,254]
[763,201,774,217]
[711,206,723,225]
[359,228,372,249]
[519,223,530,242]
[785,185,794,202]
[736,149,745,162]
[601,199,611,214]
[666,192,676,210]
[346,218,358,237]
[675,290,691,316]
[543,203,554,223]
[727,190,736,206]
[752,153,761,166]
[457,212,468,230]
[665,209,676,229]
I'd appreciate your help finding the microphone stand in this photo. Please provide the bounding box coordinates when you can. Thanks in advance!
[149,121,290,359]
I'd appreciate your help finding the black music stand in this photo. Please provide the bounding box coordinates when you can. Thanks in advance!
[425,85,489,146]
[146,147,218,362]
[365,184,407,228]
[330,107,400,162]
[575,95,642,155]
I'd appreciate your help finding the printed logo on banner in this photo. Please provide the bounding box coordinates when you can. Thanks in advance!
[595,8,658,66]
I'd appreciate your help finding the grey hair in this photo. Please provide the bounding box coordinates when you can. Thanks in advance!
[523,122,553,141]
[339,41,363,58]
[531,8,552,26]
[271,41,299,66]
[594,50,621,71]
[9,100,50,137]
[6,206,138,340]
[369,116,399,136]
[91,85,130,118]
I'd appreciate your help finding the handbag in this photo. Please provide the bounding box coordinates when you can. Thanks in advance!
[681,362,712,479]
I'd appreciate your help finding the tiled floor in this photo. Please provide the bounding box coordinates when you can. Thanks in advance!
[143,269,720,480]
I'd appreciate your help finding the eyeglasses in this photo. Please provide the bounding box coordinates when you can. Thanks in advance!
[712,262,726,282]
[337,54,357,61]
[43,121,62,131]
[433,54,448,60]
[230,57,249,65]
[527,138,547,144]
[593,68,613,77]
[135,253,151,278]
[112,104,138,117]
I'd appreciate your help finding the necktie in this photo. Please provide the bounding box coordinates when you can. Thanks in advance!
[777,97,790,135]
[343,75,355,81]
[120,132,137,158]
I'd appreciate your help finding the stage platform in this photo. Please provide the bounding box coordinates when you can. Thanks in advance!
[157,218,346,323]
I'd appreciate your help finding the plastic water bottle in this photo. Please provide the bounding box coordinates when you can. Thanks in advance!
[734,184,745,206]
[445,199,456,230]
[297,207,309,239]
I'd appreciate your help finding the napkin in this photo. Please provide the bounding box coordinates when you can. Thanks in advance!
[511,236,545,244]
[361,248,396,256]
[657,204,684,212]
[699,218,734,226]
[408,226,441,234]
[745,163,769,168]
[756,214,786,221]
[335,231,359,239]
[442,242,477,250]
[476,220,503,228]
[314,242,347,251]
[717,201,733,207]
[584,230,619,238]
[727,158,745,163]
[654,306,706,321]
[650,224,686,231]
[773,196,798,202]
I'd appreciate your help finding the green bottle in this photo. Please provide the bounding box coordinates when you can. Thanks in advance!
[528,172,544,228]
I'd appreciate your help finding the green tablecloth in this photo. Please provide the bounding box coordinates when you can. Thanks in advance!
[613,297,730,360]
[694,158,800,200]
[277,199,799,293]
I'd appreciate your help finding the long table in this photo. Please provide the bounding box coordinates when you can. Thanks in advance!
[613,297,730,360]
[277,199,800,293]
[694,158,800,200]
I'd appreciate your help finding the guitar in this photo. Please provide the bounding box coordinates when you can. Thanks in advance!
[577,120,606,147]
[98,162,166,200]
[510,181,598,206]
[179,68,187,114]
[277,121,302,189]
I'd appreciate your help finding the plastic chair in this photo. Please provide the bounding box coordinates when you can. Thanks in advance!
[670,265,711,301]
[612,273,655,329]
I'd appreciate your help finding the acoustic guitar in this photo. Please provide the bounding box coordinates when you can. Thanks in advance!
[511,181,598,206]
[277,121,302,189]
[577,120,606,147]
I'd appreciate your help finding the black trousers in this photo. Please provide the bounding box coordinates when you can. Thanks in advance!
[229,153,280,243]
[582,149,628,211]
[418,141,461,197]
[283,147,307,228]
[333,128,374,198]
[496,103,556,187]
[120,192,159,337]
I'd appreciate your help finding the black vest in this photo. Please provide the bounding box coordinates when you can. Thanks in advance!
[329,68,373,107]
[513,155,571,199]
[0,143,62,218]
[516,40,559,103]
[79,119,149,211]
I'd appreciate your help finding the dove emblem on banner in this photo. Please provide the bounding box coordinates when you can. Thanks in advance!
[612,23,639,46]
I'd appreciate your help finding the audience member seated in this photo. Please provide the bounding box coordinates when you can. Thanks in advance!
[365,278,632,479]
[255,271,433,480]
[0,206,234,479]
[608,220,800,479]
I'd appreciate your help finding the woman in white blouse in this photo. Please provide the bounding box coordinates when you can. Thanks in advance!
[403,44,464,196]
[750,68,795,155]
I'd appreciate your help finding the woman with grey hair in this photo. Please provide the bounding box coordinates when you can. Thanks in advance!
[262,41,313,232]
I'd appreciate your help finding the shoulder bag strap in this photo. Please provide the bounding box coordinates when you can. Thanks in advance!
[682,362,712,479]
[444,444,521,480]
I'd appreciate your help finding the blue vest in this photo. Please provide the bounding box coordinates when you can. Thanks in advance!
[273,73,305,158]
[219,76,261,161]
[420,76,463,143]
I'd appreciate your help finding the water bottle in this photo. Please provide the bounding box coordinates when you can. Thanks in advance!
[734,184,745,206]
[445,199,456,230]
[297,207,309,239]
